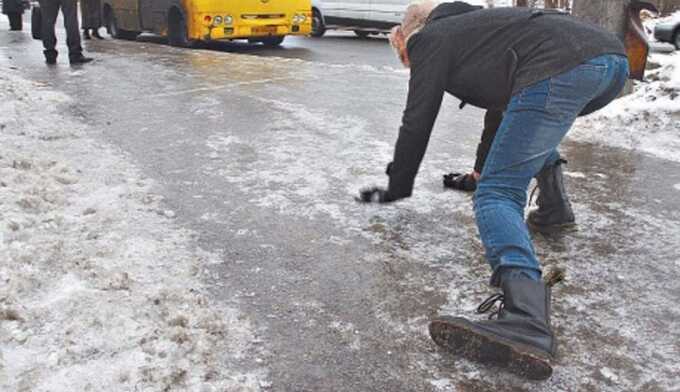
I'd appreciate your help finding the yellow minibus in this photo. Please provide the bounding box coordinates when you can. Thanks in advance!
[102,0,312,46]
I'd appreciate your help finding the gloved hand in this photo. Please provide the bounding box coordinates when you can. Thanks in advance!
[443,172,478,192]
[356,187,395,204]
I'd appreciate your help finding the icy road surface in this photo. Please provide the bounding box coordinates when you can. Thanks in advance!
[1,24,680,391]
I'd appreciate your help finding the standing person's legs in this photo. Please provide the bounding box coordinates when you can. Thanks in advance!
[7,12,23,30]
[60,0,82,58]
[429,54,629,380]
[39,0,60,62]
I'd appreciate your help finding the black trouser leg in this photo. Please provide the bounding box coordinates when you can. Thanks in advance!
[39,0,60,58]
[7,12,23,30]
[60,0,82,57]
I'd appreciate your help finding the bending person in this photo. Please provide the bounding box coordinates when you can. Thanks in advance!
[358,1,628,380]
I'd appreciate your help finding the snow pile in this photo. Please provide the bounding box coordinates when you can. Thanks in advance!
[571,53,680,162]
[0,71,266,391]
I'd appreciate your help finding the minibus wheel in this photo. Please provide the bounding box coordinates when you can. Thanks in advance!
[168,8,197,47]
[106,9,139,40]
[261,36,285,47]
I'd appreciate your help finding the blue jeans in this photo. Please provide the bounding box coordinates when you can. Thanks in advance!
[474,54,629,286]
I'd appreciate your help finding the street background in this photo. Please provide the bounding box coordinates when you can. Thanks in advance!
[1,15,680,392]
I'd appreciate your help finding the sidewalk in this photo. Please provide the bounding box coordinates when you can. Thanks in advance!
[0,67,268,391]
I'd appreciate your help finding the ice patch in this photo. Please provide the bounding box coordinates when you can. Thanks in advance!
[564,171,587,179]
[204,94,397,235]
[599,367,619,383]
[429,378,454,391]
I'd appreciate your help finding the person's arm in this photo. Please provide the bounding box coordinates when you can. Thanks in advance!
[386,33,450,201]
[473,109,503,175]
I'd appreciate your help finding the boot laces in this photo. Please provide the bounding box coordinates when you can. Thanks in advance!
[476,293,505,320]
[476,268,566,320]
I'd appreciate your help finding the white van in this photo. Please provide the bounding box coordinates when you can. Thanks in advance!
[310,0,408,37]
[310,0,509,37]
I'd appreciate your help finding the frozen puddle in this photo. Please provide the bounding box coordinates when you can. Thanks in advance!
[0,71,267,390]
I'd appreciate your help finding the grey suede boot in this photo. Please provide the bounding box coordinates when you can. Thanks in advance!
[527,159,576,233]
[429,272,563,381]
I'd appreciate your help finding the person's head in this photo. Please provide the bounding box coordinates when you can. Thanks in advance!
[388,0,437,68]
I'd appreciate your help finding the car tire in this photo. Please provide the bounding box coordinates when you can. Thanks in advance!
[107,9,139,40]
[354,30,369,39]
[674,30,680,50]
[311,9,325,38]
[261,36,285,47]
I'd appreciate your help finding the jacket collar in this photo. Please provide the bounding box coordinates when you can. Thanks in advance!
[427,1,483,23]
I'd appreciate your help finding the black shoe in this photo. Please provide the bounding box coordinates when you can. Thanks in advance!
[69,54,94,65]
[443,172,477,192]
[527,158,576,233]
[83,29,92,40]
[44,50,58,65]
[429,271,564,381]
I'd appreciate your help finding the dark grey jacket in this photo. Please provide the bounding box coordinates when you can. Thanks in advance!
[387,2,626,200]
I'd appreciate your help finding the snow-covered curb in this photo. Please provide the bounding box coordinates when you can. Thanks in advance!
[0,70,266,391]
[571,53,680,162]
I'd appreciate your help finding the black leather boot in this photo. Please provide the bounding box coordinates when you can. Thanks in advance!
[527,159,575,233]
[429,275,561,380]
[69,53,94,65]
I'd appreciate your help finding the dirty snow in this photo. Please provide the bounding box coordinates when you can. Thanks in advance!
[0,71,267,390]
[571,53,680,162]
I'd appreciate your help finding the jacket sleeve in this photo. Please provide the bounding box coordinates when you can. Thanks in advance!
[387,33,449,200]
[473,109,503,174]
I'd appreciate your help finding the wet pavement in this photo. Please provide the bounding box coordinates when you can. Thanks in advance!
[2,22,680,391]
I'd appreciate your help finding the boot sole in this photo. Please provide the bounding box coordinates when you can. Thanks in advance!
[429,316,554,381]
[526,220,577,235]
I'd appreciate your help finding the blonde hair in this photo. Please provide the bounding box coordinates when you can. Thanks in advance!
[401,0,437,41]
[388,0,436,66]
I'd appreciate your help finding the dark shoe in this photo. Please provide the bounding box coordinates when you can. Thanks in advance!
[92,29,104,39]
[44,51,58,65]
[69,54,94,65]
[429,272,564,381]
[83,29,92,39]
[443,172,477,192]
[527,158,576,233]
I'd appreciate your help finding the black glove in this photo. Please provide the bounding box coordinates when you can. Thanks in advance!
[443,172,477,192]
[356,187,395,204]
